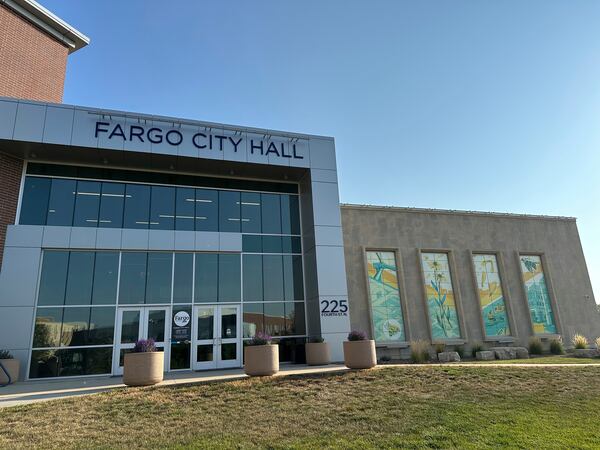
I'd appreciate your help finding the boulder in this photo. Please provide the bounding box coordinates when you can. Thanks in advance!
[437,351,461,363]
[475,350,495,361]
[573,349,599,358]
[515,347,529,359]
[492,347,517,360]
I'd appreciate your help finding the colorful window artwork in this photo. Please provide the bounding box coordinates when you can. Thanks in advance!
[421,252,461,340]
[366,251,405,342]
[472,254,511,337]
[520,255,557,334]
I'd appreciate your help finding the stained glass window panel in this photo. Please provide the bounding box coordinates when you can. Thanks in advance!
[520,255,557,334]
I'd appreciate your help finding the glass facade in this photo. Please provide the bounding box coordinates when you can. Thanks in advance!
[472,254,511,337]
[421,252,461,340]
[366,251,405,342]
[520,255,557,334]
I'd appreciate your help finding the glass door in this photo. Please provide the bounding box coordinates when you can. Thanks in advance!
[192,305,241,370]
[113,307,170,375]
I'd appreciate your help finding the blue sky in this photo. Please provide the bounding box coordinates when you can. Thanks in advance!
[44,0,600,301]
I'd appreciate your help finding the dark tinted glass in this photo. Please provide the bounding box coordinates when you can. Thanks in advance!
[170,342,191,370]
[146,253,172,303]
[195,189,218,231]
[261,194,281,234]
[292,255,304,300]
[147,309,166,341]
[38,251,69,306]
[173,253,193,303]
[219,190,240,232]
[30,347,113,378]
[243,254,263,301]
[118,252,147,304]
[20,177,50,225]
[46,178,75,226]
[194,253,217,302]
[242,234,262,253]
[282,236,302,254]
[283,255,295,301]
[73,181,100,227]
[175,188,195,231]
[241,192,261,233]
[285,302,305,336]
[221,307,237,339]
[221,343,237,360]
[99,182,125,228]
[92,252,119,304]
[150,186,175,230]
[264,302,285,337]
[243,303,263,338]
[262,235,282,253]
[197,308,214,339]
[219,254,241,302]
[123,184,150,228]
[281,195,301,235]
[60,307,90,346]
[33,307,62,347]
[263,255,284,301]
[120,310,140,343]
[88,307,115,345]
[65,252,95,305]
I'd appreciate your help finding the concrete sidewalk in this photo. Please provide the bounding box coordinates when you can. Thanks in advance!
[0,364,349,408]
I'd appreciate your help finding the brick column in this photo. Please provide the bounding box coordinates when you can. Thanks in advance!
[0,152,23,269]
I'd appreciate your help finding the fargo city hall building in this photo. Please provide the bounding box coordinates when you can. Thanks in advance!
[1,0,599,381]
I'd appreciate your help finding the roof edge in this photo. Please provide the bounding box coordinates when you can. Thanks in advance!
[1,0,89,53]
[340,203,577,222]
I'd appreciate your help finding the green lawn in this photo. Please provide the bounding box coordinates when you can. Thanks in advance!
[2,366,600,449]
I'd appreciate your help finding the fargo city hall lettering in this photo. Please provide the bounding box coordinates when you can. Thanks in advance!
[94,121,304,159]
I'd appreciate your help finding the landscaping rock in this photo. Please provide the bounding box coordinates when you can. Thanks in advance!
[437,351,461,363]
[515,347,529,359]
[475,350,495,361]
[492,347,517,360]
[573,349,599,358]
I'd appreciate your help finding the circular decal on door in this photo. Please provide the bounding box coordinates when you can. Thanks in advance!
[174,311,190,327]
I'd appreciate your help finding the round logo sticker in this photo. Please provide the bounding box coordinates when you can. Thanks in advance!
[173,311,190,328]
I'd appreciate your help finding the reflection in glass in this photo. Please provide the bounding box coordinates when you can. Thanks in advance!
[88,307,115,345]
[219,254,241,302]
[173,253,193,303]
[242,234,262,253]
[99,182,125,228]
[33,307,63,348]
[195,189,218,231]
[175,188,195,231]
[29,347,112,378]
[197,308,214,340]
[221,343,236,361]
[123,184,150,229]
[65,252,95,305]
[195,253,218,302]
[241,192,261,233]
[262,235,282,253]
[73,181,101,227]
[146,253,172,303]
[243,254,263,301]
[196,345,213,362]
[261,193,281,234]
[38,251,69,306]
[243,303,263,338]
[120,310,140,343]
[147,309,166,342]
[285,302,305,336]
[46,178,76,226]
[60,307,90,346]
[264,302,285,337]
[150,186,175,230]
[281,195,300,235]
[221,307,237,338]
[19,177,51,225]
[92,252,119,304]
[219,190,240,232]
[119,252,147,304]
[171,342,191,370]
[263,255,284,301]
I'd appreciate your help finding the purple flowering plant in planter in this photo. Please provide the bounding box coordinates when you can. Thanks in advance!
[133,339,157,352]
[347,330,368,341]
[248,332,272,346]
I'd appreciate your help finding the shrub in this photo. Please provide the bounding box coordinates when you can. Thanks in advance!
[434,342,446,354]
[133,339,156,353]
[455,346,465,359]
[248,332,272,346]
[347,330,368,341]
[0,349,13,359]
[471,342,484,358]
[549,337,564,355]
[595,337,600,350]
[572,333,588,350]
[528,336,543,355]
[410,340,430,363]
[309,336,324,344]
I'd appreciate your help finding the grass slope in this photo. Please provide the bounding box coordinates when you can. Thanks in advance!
[1,366,600,449]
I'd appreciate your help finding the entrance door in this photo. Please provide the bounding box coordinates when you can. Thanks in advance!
[192,305,241,370]
[113,307,170,375]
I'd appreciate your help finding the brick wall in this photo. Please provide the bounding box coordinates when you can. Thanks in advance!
[0,153,23,268]
[0,3,69,103]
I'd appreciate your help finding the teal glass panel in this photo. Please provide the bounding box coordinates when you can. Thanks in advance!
[37,251,69,306]
[19,177,51,225]
[173,253,193,303]
[146,253,172,303]
[91,252,119,305]
[118,252,147,304]
[64,252,95,305]
[218,254,241,302]
[243,254,263,301]
[194,253,218,303]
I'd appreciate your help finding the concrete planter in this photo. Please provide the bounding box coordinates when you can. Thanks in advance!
[0,359,19,384]
[123,352,164,386]
[306,342,330,366]
[244,344,279,376]
[343,340,377,369]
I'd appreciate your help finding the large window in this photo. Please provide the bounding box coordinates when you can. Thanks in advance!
[20,175,301,235]
[366,251,406,342]
[520,255,557,334]
[472,254,511,337]
[421,252,461,340]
